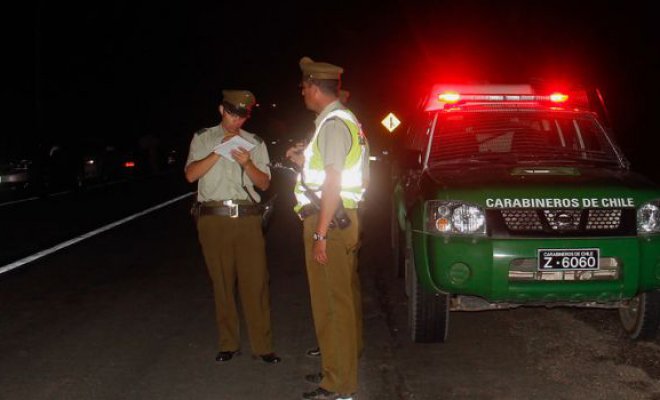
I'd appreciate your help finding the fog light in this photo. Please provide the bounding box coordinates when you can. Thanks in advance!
[579,271,593,280]
[449,263,471,285]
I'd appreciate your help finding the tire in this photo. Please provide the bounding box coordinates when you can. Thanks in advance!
[408,239,450,343]
[391,204,405,278]
[619,291,660,340]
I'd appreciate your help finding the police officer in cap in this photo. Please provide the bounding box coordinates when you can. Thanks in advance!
[304,87,368,361]
[185,90,281,364]
[288,57,367,400]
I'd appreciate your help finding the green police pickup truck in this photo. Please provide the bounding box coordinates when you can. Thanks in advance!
[391,84,660,343]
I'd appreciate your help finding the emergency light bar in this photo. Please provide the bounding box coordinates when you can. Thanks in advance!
[549,92,569,102]
[438,93,569,104]
[425,84,587,112]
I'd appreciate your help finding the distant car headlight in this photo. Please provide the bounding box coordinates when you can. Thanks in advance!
[427,201,486,235]
[638,201,660,234]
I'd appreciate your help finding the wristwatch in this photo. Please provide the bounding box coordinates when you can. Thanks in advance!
[312,232,327,241]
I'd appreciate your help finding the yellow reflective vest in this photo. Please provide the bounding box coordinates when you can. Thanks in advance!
[294,108,366,212]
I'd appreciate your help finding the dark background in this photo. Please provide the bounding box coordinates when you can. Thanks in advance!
[5,1,659,180]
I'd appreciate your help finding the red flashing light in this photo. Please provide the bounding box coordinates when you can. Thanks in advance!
[438,92,461,103]
[124,161,135,168]
[549,92,569,103]
[425,84,586,113]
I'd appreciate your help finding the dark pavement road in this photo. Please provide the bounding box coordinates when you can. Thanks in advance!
[2,165,660,399]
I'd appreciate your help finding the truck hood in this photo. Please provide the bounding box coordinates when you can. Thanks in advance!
[422,165,660,209]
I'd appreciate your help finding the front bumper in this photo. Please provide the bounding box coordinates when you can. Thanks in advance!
[413,232,660,304]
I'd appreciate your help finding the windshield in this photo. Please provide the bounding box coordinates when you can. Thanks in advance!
[428,111,622,166]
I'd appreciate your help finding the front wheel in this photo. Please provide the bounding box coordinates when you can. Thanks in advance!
[408,240,449,343]
[391,204,405,278]
[619,291,660,340]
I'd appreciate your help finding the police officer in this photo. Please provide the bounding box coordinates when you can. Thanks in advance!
[305,88,368,361]
[185,90,281,364]
[289,57,367,400]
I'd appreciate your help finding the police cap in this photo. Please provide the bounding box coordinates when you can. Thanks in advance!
[222,90,256,117]
[299,56,343,81]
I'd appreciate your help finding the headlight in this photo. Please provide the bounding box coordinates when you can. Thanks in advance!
[427,201,486,235]
[638,201,660,234]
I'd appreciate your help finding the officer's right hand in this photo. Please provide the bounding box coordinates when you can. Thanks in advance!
[230,147,251,166]
[313,240,328,265]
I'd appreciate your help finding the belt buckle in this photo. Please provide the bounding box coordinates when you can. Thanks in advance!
[223,200,239,218]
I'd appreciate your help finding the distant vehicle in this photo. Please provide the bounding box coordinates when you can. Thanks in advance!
[91,143,137,181]
[0,159,33,191]
[42,143,93,191]
[392,83,660,343]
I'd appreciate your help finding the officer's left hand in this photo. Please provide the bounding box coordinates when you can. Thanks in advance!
[313,240,328,265]
[231,147,251,166]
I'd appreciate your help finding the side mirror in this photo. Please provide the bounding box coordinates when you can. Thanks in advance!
[399,149,423,170]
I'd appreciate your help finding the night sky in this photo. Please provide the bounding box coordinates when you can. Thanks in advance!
[8,1,660,179]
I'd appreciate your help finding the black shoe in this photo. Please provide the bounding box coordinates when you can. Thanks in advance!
[306,346,321,357]
[255,352,281,364]
[304,372,323,384]
[215,350,239,362]
[301,387,338,400]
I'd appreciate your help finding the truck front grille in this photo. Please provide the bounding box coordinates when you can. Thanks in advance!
[489,208,635,237]
[586,209,622,230]
[501,210,543,231]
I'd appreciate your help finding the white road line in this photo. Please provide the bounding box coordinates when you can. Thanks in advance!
[0,192,195,276]
[0,196,40,208]
[51,190,73,197]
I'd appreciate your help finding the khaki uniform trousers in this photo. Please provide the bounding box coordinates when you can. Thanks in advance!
[303,209,362,395]
[198,214,273,355]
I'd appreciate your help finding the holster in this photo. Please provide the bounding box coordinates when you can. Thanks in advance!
[299,179,351,230]
[298,203,352,230]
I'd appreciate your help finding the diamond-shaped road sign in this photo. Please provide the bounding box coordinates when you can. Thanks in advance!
[381,112,401,133]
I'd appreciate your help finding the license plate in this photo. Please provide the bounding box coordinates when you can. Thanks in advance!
[537,248,600,271]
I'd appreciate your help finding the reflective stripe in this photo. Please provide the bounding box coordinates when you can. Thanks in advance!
[294,192,362,209]
[302,169,363,188]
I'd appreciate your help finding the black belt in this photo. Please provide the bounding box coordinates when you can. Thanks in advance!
[199,204,263,218]
[297,204,357,229]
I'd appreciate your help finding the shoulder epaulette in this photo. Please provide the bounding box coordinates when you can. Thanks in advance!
[194,127,210,136]
[252,134,264,144]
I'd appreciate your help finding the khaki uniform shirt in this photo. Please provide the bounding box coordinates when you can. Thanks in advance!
[316,101,352,174]
[186,125,270,202]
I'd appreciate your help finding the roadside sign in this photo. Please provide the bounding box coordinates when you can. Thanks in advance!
[381,112,401,133]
